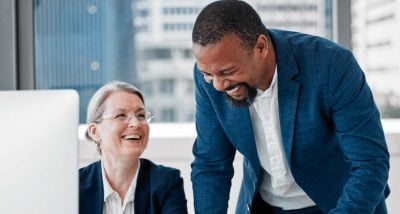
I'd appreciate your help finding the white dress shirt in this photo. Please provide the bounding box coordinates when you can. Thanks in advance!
[101,162,140,214]
[249,68,316,210]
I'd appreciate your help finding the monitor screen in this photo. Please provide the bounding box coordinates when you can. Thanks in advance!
[0,90,79,214]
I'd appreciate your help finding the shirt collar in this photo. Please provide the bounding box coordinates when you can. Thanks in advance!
[256,66,278,98]
[101,161,140,202]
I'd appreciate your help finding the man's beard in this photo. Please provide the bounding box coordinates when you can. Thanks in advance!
[224,83,257,108]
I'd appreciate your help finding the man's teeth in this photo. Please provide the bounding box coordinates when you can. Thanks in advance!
[123,134,141,140]
[227,85,240,93]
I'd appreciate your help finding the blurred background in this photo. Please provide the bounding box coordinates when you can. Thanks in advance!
[1,0,399,213]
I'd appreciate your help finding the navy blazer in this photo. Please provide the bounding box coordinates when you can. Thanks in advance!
[80,158,188,214]
[191,29,390,214]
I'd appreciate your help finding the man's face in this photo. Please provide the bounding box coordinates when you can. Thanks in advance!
[193,34,268,107]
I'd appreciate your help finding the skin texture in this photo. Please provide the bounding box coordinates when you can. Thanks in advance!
[193,33,276,105]
[87,91,150,201]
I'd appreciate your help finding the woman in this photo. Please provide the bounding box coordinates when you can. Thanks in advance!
[79,81,188,214]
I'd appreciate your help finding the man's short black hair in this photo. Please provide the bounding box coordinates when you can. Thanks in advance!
[192,0,268,50]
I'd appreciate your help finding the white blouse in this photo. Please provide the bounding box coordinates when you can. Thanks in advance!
[101,162,140,214]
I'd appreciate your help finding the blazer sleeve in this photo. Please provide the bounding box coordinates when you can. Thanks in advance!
[327,49,389,213]
[191,64,236,214]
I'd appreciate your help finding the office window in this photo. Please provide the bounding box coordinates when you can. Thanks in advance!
[34,0,137,123]
[141,81,153,96]
[183,48,193,59]
[25,0,399,122]
[161,108,176,122]
[351,0,400,117]
[186,79,194,95]
[143,48,172,60]
[160,79,175,95]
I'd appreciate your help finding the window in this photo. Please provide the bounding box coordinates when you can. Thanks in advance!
[161,108,176,122]
[351,0,400,117]
[160,79,175,95]
[144,48,172,60]
[7,0,398,123]
[33,0,137,123]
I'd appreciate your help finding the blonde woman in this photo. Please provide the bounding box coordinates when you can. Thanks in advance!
[79,81,187,214]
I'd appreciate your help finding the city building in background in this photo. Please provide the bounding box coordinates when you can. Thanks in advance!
[251,0,332,38]
[34,0,137,123]
[133,0,332,122]
[28,0,400,122]
[33,0,332,123]
[351,0,400,117]
[132,0,208,122]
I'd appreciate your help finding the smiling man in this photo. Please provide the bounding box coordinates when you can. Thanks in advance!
[190,1,390,214]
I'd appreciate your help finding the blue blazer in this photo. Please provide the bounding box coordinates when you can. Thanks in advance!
[191,29,390,214]
[80,158,188,214]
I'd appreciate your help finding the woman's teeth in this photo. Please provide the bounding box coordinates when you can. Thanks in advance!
[123,134,140,140]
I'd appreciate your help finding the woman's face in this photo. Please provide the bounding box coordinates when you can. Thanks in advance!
[89,91,150,162]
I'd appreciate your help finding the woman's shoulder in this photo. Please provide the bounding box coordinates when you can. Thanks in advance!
[79,161,101,177]
[139,158,182,178]
[79,160,102,192]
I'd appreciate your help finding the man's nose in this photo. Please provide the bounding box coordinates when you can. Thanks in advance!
[212,76,228,91]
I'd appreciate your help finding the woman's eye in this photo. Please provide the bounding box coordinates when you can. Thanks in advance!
[115,113,128,120]
[136,113,146,120]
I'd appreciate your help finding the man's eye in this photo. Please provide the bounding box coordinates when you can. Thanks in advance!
[203,72,212,77]
[202,72,213,80]
[221,70,233,75]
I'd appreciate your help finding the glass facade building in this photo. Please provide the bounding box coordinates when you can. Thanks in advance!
[34,0,137,123]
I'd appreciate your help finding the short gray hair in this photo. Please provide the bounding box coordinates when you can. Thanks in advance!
[86,81,144,141]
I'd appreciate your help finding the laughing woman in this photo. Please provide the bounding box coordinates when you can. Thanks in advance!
[79,81,188,214]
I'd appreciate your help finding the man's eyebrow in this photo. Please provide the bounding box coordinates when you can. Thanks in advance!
[218,66,235,74]
[196,66,207,74]
[197,65,236,75]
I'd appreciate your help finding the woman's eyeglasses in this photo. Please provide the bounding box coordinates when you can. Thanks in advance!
[96,109,154,124]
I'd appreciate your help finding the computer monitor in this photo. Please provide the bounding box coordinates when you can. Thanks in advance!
[0,90,79,214]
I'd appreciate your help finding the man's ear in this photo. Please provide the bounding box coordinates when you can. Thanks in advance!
[254,35,269,57]
[87,123,101,142]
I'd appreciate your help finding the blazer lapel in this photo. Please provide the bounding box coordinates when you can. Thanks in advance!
[270,29,300,166]
[134,159,150,213]
[80,161,104,214]
[223,105,260,173]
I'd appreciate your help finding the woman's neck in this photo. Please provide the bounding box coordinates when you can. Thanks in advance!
[102,157,139,202]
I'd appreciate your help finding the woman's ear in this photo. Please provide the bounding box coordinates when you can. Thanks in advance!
[87,123,101,142]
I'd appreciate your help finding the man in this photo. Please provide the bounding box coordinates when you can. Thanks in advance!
[190,1,390,214]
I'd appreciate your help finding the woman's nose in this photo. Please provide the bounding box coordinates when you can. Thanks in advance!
[127,115,140,127]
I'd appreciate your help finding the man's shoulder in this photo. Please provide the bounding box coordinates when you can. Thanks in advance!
[269,28,329,42]
[269,28,352,64]
[269,28,343,51]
